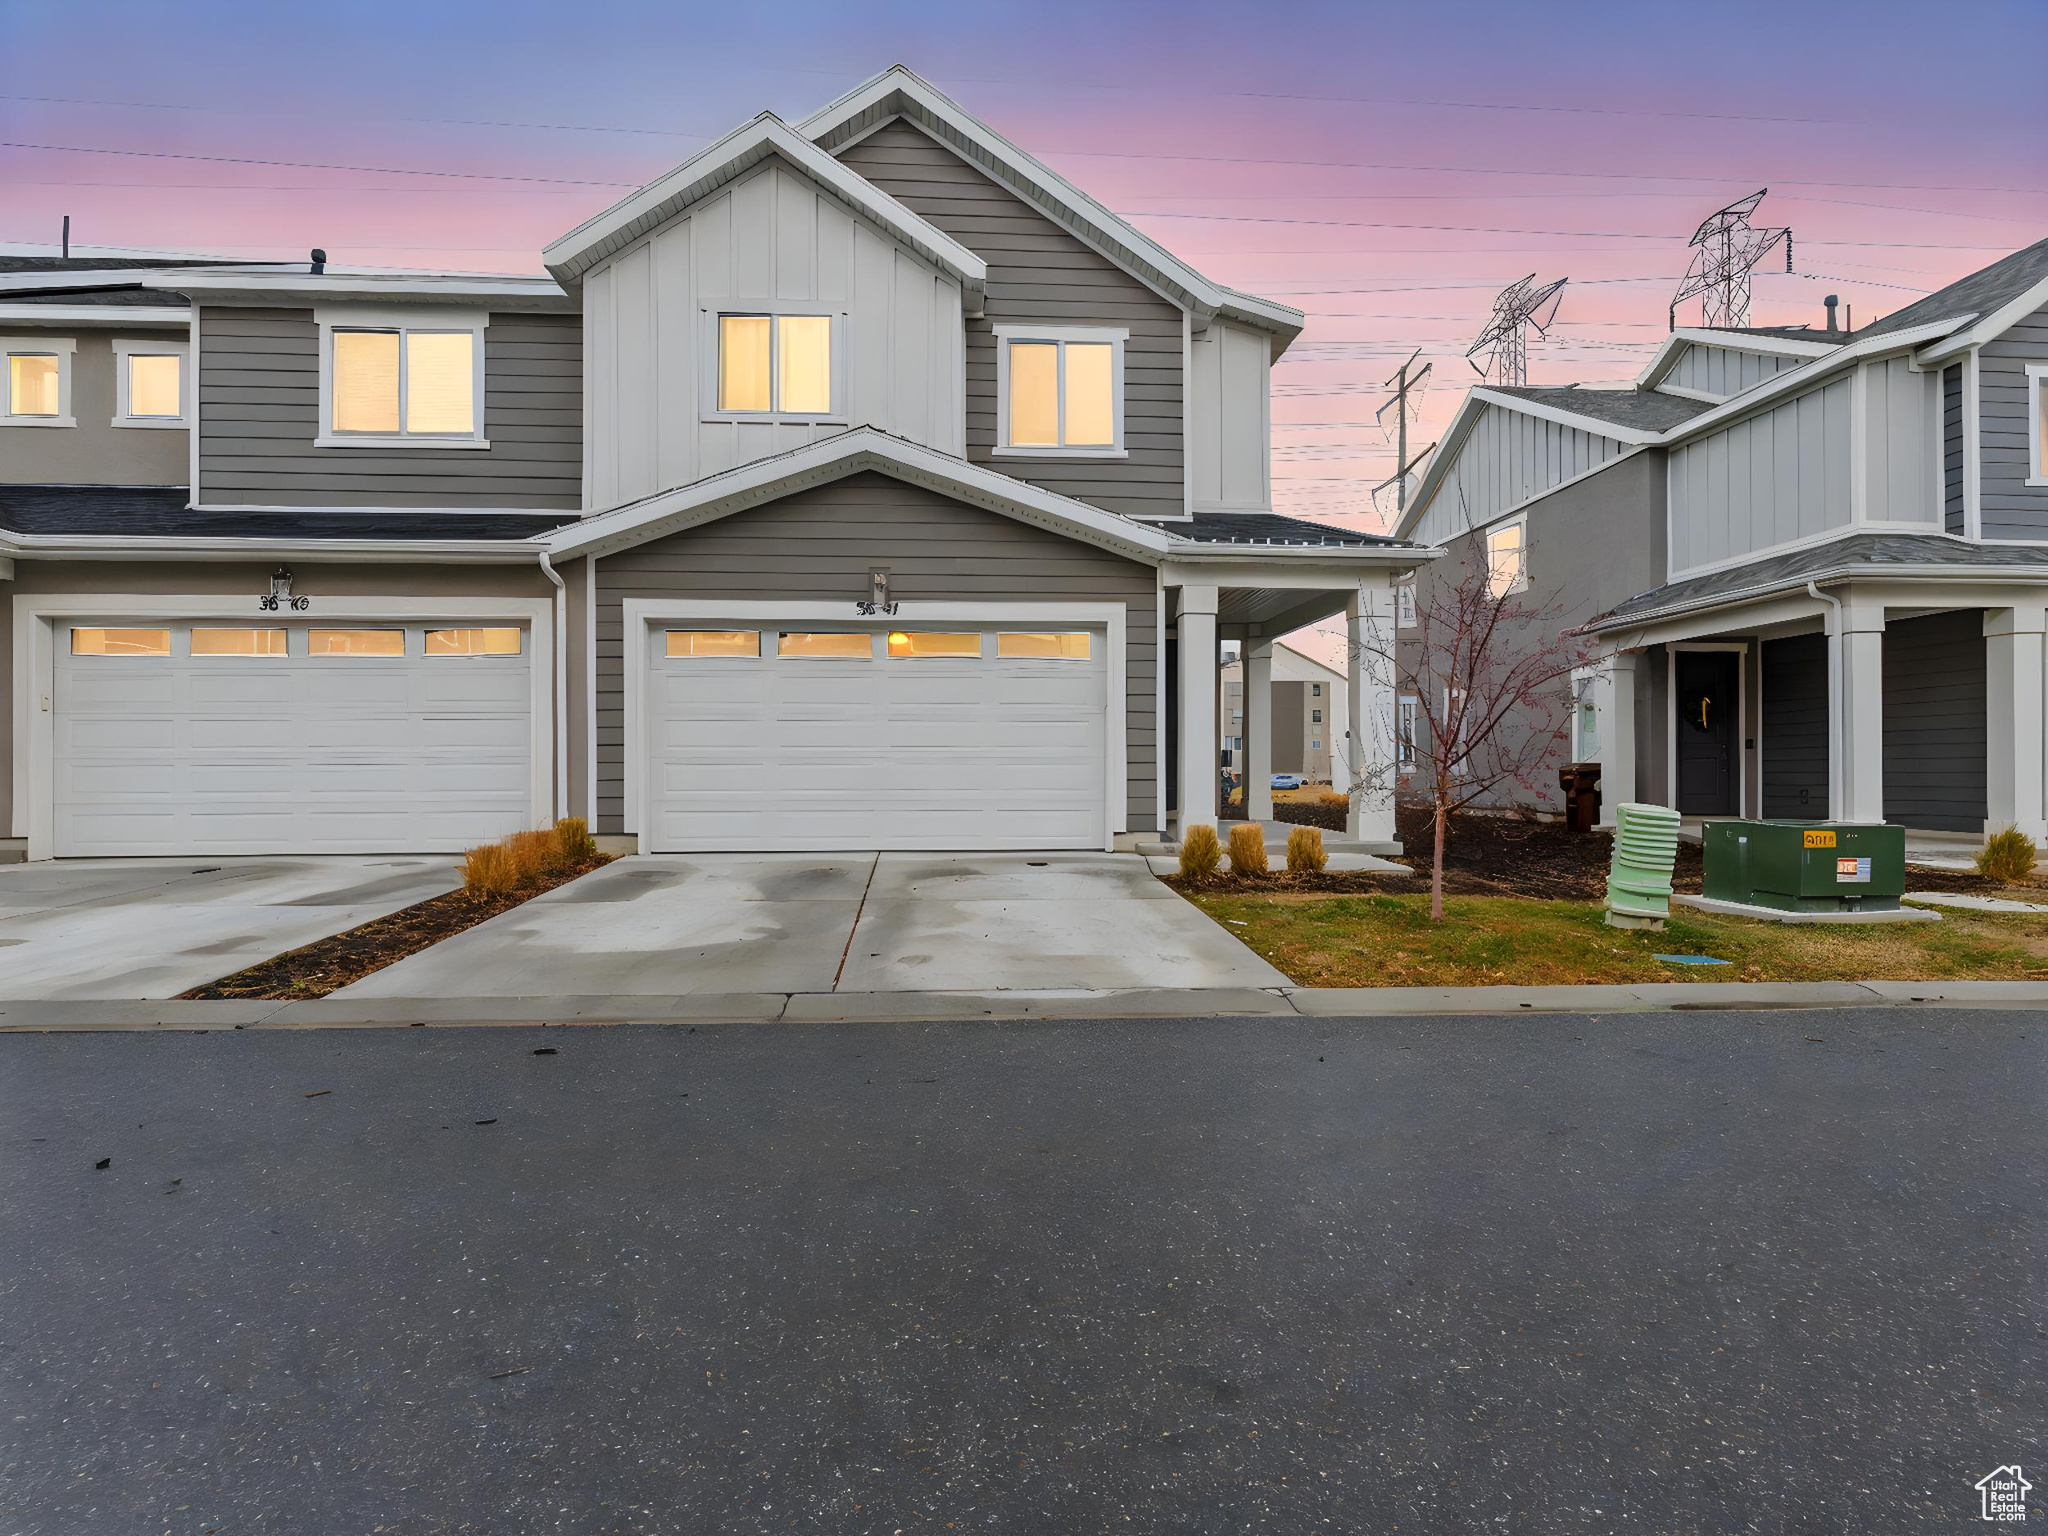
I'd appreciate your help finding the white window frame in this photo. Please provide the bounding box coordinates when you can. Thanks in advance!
[111,337,190,428]
[1396,577,1418,629]
[2028,363,2048,487]
[1571,663,1602,762]
[1396,695,1419,773]
[1485,515,1529,598]
[993,323,1127,458]
[700,309,847,425]
[314,305,489,450]
[0,336,76,428]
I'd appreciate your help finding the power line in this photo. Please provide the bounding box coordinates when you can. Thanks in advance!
[0,139,639,188]
[1121,208,2017,251]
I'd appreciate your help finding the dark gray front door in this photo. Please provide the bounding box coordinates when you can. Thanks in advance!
[1675,650,1739,816]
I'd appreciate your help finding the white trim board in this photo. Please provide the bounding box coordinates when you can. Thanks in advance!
[12,592,554,858]
[619,598,1127,850]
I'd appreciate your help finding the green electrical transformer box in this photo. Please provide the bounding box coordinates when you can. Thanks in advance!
[1701,820,1907,912]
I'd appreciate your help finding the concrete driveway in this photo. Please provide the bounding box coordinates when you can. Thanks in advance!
[339,852,1286,999]
[0,857,461,1001]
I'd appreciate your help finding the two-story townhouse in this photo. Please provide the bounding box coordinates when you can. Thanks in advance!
[1394,235,2048,845]
[0,67,1433,862]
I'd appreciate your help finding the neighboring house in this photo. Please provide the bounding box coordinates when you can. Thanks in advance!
[0,68,1432,862]
[1394,234,2048,843]
[1221,642,1347,787]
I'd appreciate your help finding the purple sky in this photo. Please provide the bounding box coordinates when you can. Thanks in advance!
[6,0,2044,546]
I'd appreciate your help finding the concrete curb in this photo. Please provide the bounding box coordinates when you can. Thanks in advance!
[5,979,2048,1030]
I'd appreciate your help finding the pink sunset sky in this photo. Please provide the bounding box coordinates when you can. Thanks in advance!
[6,0,2043,657]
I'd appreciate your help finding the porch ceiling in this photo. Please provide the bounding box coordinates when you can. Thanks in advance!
[1217,586,1351,635]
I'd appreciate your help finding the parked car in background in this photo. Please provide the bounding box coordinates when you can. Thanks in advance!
[1271,773,1305,791]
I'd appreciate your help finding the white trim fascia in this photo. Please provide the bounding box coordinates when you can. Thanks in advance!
[1393,389,1490,539]
[1965,350,1984,537]
[0,269,211,294]
[1654,382,1727,406]
[140,270,573,310]
[0,304,187,327]
[1913,273,2048,366]
[584,554,598,827]
[1180,311,1193,519]
[1469,387,1665,446]
[110,336,190,428]
[545,427,1171,563]
[2028,363,2048,487]
[542,113,985,300]
[14,592,553,858]
[1591,552,2048,636]
[0,534,542,563]
[191,501,569,517]
[795,66,1304,348]
[1633,325,1840,391]
[187,303,201,500]
[620,597,1126,848]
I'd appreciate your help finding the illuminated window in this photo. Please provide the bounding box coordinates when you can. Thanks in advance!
[425,627,523,656]
[320,310,484,444]
[997,327,1124,453]
[1485,517,1528,598]
[3,339,72,424]
[778,632,871,659]
[191,628,287,656]
[716,313,835,416]
[308,629,405,656]
[71,627,169,656]
[665,630,759,658]
[114,340,187,425]
[886,631,980,659]
[997,632,1092,660]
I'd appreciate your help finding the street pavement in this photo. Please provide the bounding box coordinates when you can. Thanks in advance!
[2,1010,2041,1533]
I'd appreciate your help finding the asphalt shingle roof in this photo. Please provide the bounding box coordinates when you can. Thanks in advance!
[0,485,573,540]
[1485,385,1716,433]
[1856,235,2048,341]
[1169,511,1417,549]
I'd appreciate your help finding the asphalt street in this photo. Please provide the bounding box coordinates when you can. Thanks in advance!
[3,1010,2041,1533]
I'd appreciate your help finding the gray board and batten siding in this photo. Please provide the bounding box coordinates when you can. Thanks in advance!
[833,119,1186,520]
[590,470,1159,836]
[1407,401,1623,547]
[1980,299,2048,540]
[196,307,582,509]
[1666,376,1854,575]
[1943,363,1965,535]
[1664,342,1805,400]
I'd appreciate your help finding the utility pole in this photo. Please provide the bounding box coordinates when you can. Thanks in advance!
[1373,349,1436,517]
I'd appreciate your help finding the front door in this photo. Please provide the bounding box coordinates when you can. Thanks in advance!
[1675,650,1739,816]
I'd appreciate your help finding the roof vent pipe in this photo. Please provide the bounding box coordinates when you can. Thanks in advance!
[310,248,327,275]
[1822,294,1839,333]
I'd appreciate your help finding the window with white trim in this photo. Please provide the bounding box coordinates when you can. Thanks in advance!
[2,336,75,426]
[1571,664,1602,762]
[1396,695,1418,772]
[1485,516,1528,598]
[316,307,487,448]
[1396,578,1418,629]
[994,324,1125,456]
[112,338,188,427]
[2029,363,2048,486]
[707,311,841,421]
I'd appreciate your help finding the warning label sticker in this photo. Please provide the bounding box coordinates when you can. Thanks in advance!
[1804,829,1838,849]
[1837,856,1872,883]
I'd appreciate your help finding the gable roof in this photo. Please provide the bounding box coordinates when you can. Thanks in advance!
[542,113,985,299]
[1484,385,1716,435]
[796,66,1304,350]
[1633,324,1841,391]
[1862,235,2048,343]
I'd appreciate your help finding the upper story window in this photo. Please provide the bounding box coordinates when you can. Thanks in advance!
[2,336,75,427]
[1485,516,1528,598]
[315,306,488,449]
[994,324,1126,457]
[708,311,840,421]
[113,338,188,427]
[2029,363,2048,487]
[1396,579,1418,629]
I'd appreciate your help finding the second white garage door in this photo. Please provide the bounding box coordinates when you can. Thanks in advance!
[642,623,1109,851]
[53,621,536,856]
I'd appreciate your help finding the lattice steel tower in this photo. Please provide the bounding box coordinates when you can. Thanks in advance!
[1467,274,1567,387]
[1670,189,1792,329]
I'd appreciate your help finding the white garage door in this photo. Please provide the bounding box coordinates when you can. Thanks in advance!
[54,621,534,856]
[643,623,1108,851]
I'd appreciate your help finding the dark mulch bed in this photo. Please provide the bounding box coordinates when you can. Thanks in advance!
[181,857,612,1000]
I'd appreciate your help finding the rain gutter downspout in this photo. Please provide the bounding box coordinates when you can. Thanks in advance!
[1807,581,1843,820]
[539,549,568,822]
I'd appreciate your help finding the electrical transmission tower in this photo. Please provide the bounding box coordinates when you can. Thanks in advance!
[1669,189,1792,330]
[1467,274,1567,387]
[1370,350,1435,520]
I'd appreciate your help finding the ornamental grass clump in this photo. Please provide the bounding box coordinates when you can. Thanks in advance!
[460,841,520,899]
[1178,823,1221,879]
[1977,826,2038,884]
[1228,822,1269,877]
[1286,825,1328,875]
[549,816,598,870]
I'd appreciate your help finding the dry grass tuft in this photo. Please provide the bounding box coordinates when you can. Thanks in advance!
[549,816,598,871]
[1228,822,1269,877]
[1178,823,1222,879]
[1286,825,1328,874]
[460,841,520,898]
[462,820,607,898]
[1978,826,2038,884]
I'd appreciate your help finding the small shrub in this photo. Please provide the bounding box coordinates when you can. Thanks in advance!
[1286,825,1328,874]
[461,841,519,898]
[1977,826,2038,884]
[1317,789,1349,808]
[550,816,598,870]
[503,829,554,888]
[1228,822,1269,877]
[1178,823,1221,878]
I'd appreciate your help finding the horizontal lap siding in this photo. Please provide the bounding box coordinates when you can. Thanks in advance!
[1882,610,1987,833]
[1943,363,1965,534]
[836,121,1184,519]
[1979,301,2048,540]
[1760,634,1828,819]
[197,307,582,508]
[592,471,1157,835]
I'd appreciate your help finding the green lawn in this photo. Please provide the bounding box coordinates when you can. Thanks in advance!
[1184,890,2048,987]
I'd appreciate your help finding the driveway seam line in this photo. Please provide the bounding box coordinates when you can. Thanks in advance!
[830,854,880,994]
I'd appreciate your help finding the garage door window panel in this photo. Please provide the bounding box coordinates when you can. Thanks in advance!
[997,632,1092,660]
[425,627,523,657]
[192,628,288,657]
[308,629,407,657]
[71,627,171,656]
[779,632,872,659]
[886,631,981,659]
[666,630,759,659]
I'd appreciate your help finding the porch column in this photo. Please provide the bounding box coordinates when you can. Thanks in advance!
[1344,581,1398,848]
[1984,604,2047,841]
[1597,650,1638,827]
[1176,586,1220,833]
[1244,640,1275,824]
[1831,591,1886,823]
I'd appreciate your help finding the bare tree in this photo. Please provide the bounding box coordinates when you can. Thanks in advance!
[1355,540,1602,920]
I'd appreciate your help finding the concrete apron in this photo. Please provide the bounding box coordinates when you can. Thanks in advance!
[7,978,2048,1030]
